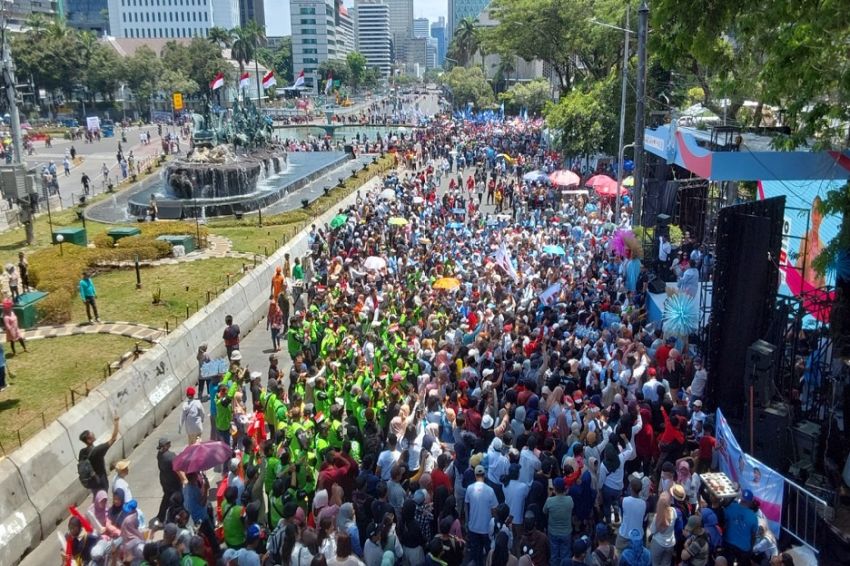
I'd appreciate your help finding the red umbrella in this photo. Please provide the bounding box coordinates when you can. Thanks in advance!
[586,174,626,197]
[549,170,581,187]
[172,441,233,473]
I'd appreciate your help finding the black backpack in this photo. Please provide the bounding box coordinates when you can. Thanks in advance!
[77,448,99,489]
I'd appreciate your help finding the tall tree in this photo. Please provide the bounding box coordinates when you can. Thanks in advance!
[346,52,367,90]
[440,66,494,109]
[544,77,617,159]
[208,26,232,48]
[448,17,481,67]
[256,36,293,83]
[122,46,163,116]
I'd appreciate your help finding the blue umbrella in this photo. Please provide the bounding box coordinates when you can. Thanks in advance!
[543,244,566,256]
[523,170,549,184]
[447,222,464,229]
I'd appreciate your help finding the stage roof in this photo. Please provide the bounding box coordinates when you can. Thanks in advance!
[644,124,850,182]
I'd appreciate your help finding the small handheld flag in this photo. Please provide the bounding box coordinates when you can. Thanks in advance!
[210,72,225,91]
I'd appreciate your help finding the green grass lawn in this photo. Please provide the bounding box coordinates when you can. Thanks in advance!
[70,258,249,328]
[0,207,111,267]
[210,224,307,255]
[0,334,140,452]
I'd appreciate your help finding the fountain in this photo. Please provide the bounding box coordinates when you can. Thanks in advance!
[124,97,350,220]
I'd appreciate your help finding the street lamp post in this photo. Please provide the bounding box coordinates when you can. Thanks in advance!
[616,143,635,225]
[56,233,64,256]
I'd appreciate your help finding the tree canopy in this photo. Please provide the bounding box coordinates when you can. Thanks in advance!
[440,66,495,110]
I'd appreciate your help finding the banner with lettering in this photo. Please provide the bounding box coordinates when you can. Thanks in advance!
[715,408,784,534]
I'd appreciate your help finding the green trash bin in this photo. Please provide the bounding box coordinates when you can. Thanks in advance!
[53,227,87,246]
[12,291,48,329]
[107,227,142,242]
[156,234,196,254]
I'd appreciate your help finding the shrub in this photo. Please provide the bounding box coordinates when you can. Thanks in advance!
[36,288,73,324]
[93,233,115,248]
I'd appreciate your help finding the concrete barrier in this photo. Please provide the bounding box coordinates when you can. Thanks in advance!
[7,422,86,540]
[95,370,155,454]
[3,171,386,565]
[0,459,41,563]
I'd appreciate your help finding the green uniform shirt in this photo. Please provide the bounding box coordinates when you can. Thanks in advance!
[221,502,245,548]
[215,396,233,432]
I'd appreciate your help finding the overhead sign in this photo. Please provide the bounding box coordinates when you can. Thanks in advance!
[172,92,184,111]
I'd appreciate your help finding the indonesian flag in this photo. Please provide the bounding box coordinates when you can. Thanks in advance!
[210,71,224,91]
[262,70,277,89]
[324,71,333,95]
[291,69,304,88]
[239,72,250,89]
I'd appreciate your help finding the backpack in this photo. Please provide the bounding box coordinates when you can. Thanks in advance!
[77,448,99,489]
[593,546,616,566]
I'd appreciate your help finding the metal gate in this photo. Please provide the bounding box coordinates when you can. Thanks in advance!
[782,476,832,554]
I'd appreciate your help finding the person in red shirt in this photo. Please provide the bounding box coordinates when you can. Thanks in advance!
[316,449,353,495]
[655,336,676,370]
[698,423,717,473]
[431,454,453,494]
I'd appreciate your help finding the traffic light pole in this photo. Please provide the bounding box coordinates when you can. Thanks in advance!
[1,26,34,244]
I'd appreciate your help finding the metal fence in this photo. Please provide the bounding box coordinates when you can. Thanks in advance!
[782,475,832,554]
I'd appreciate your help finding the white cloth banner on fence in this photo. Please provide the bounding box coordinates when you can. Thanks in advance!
[715,408,784,535]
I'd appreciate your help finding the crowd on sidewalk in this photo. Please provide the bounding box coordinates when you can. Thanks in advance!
[62,116,798,566]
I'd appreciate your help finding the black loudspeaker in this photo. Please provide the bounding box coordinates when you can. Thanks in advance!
[746,339,777,407]
[752,402,791,471]
[648,278,667,294]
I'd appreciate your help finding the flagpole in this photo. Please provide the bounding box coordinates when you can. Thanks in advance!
[255,59,262,108]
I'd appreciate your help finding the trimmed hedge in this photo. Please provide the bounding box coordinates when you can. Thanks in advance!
[30,221,208,324]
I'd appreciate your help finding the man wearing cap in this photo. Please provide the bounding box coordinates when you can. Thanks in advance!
[179,386,205,445]
[155,437,184,525]
[680,514,709,566]
[722,489,759,564]
[465,464,498,566]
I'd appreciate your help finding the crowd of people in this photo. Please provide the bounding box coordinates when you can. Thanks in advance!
[63,113,799,566]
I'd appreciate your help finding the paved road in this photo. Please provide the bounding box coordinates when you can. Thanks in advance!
[18,91,445,566]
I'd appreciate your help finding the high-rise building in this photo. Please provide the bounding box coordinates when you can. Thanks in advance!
[448,0,489,44]
[239,0,265,27]
[412,17,429,39]
[426,37,437,70]
[5,0,65,29]
[430,17,446,67]
[107,0,235,39]
[354,0,391,78]
[384,0,412,63]
[67,0,110,35]
[291,0,348,92]
[407,36,427,77]
[336,1,355,57]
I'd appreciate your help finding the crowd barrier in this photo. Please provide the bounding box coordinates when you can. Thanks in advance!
[0,173,382,566]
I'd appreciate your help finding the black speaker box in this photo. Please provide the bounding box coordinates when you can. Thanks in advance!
[648,278,667,294]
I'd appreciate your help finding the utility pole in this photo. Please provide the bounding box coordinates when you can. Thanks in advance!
[614,4,631,226]
[1,25,34,244]
[632,0,649,227]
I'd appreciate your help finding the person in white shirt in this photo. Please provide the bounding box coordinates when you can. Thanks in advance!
[690,358,707,402]
[518,436,541,485]
[642,368,661,403]
[179,386,205,445]
[113,459,133,502]
[376,434,401,481]
[616,477,647,552]
[597,414,642,523]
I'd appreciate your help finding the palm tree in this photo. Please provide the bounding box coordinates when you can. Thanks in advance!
[231,22,267,101]
[24,13,49,38]
[208,26,232,49]
[45,20,72,41]
[452,17,481,66]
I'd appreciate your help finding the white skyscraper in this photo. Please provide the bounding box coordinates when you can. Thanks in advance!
[354,0,391,78]
[337,2,356,57]
[290,0,340,92]
[107,0,232,38]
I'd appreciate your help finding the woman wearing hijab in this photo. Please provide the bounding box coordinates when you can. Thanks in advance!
[337,502,363,558]
[398,499,426,565]
[120,500,145,564]
[108,488,127,529]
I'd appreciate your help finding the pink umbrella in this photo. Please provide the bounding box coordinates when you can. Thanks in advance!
[586,175,626,198]
[172,441,233,473]
[549,170,581,187]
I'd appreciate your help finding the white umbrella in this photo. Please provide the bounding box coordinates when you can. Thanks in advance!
[380,188,396,201]
[364,256,386,271]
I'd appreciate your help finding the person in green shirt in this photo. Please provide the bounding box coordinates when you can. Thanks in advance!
[287,318,303,359]
[292,257,304,280]
[221,485,246,549]
[214,386,233,445]
[180,536,208,566]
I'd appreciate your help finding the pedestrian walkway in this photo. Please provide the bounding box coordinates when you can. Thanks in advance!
[92,234,261,270]
[21,320,165,343]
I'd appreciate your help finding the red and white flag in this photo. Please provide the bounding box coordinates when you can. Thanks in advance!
[324,71,333,95]
[291,70,304,89]
[210,72,225,91]
[239,72,250,89]
[262,71,277,89]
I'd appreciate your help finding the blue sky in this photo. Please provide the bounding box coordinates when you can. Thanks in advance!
[267,0,448,36]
